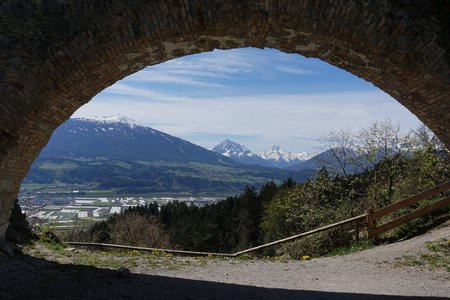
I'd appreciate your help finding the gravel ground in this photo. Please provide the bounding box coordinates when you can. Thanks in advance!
[0,224,448,300]
[151,224,449,296]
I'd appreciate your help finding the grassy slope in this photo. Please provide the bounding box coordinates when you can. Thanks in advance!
[22,157,313,196]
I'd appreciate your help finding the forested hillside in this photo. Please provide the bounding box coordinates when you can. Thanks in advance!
[75,122,450,256]
[23,117,312,195]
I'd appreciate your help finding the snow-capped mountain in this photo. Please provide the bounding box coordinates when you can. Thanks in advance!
[212,140,312,168]
[25,116,314,194]
[259,145,313,168]
[212,140,269,166]
[77,115,140,128]
[213,140,254,158]
[38,116,235,165]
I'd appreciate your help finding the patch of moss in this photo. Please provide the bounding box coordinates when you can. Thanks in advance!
[394,239,449,272]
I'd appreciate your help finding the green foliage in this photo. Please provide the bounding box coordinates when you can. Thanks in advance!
[156,184,273,252]
[34,224,67,254]
[109,213,172,248]
[261,124,450,256]
[84,181,289,253]
[79,123,449,257]
[281,228,354,259]
[261,168,369,245]
[327,239,375,257]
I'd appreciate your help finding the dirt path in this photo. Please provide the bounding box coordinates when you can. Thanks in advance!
[0,225,448,299]
[148,224,449,297]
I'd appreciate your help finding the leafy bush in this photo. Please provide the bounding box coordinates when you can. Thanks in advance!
[109,213,172,248]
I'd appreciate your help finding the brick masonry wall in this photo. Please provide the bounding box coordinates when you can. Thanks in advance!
[0,0,449,240]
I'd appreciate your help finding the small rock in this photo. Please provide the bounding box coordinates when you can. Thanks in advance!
[116,267,131,278]
[64,247,76,252]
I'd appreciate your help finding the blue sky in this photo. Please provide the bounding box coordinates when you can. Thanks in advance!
[73,48,423,153]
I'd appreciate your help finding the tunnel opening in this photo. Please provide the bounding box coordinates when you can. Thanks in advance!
[1,0,449,251]
[13,47,449,257]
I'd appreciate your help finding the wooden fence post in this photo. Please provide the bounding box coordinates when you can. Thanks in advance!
[355,220,360,242]
[366,208,375,238]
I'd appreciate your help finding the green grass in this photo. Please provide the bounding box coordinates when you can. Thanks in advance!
[83,189,116,195]
[29,243,200,271]
[394,239,449,272]
[21,183,70,191]
[23,156,310,196]
[188,162,235,172]
[327,240,375,257]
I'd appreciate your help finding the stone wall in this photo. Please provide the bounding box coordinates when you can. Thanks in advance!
[0,0,449,240]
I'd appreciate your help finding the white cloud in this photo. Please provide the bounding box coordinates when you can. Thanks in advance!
[74,90,422,152]
[128,70,229,89]
[114,48,322,91]
[73,48,423,153]
[274,65,314,75]
[102,83,191,102]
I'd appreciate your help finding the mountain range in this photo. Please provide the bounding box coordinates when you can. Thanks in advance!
[39,116,232,165]
[212,140,312,168]
[211,139,398,174]
[23,116,314,195]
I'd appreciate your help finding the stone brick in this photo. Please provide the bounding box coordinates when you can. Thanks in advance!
[0,0,449,240]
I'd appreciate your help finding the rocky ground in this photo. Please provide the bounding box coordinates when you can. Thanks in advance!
[0,224,448,300]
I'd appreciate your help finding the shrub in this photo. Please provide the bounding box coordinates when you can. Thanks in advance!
[109,213,172,248]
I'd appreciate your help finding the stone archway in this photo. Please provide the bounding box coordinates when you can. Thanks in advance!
[0,0,449,240]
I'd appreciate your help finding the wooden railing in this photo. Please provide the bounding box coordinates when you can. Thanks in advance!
[366,181,450,238]
[233,214,366,256]
[67,181,450,256]
[67,213,367,257]
[66,241,235,257]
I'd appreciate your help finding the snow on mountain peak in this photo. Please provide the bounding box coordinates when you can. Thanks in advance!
[270,145,282,151]
[212,140,312,168]
[212,140,253,158]
[75,115,141,128]
[291,151,314,161]
[259,145,313,162]
[260,145,291,162]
